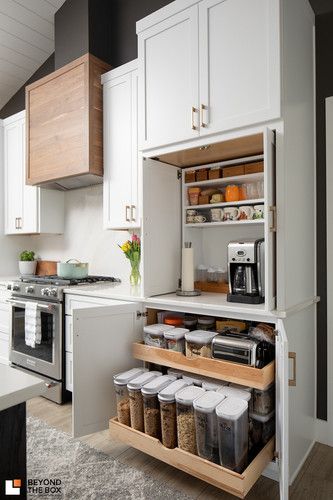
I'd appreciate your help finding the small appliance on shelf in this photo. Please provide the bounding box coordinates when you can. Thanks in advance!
[227,239,265,304]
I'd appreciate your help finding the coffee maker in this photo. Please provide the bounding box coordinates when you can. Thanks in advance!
[227,239,265,304]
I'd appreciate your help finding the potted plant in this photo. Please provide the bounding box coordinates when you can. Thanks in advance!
[19,250,37,276]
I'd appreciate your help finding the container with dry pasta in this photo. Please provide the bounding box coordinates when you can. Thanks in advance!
[158,379,190,449]
[127,371,161,431]
[175,385,205,455]
[185,330,216,359]
[142,375,176,438]
[113,367,146,426]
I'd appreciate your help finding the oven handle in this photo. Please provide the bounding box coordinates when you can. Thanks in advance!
[6,299,56,311]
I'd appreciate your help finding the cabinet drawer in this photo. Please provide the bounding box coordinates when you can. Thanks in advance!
[65,352,73,392]
[65,294,121,315]
[65,316,73,353]
[0,303,10,334]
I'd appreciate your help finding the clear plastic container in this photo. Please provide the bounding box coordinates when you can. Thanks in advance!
[207,267,217,282]
[193,391,225,463]
[142,375,176,438]
[176,385,205,454]
[216,397,249,472]
[202,378,229,391]
[252,383,275,416]
[196,265,208,282]
[217,386,252,412]
[113,368,147,426]
[158,379,190,449]
[184,315,198,331]
[167,368,183,379]
[127,371,161,431]
[164,316,184,327]
[182,373,204,387]
[216,267,227,283]
[164,328,188,353]
[185,330,216,358]
[249,410,275,450]
[197,316,216,331]
[229,384,254,412]
[143,324,174,348]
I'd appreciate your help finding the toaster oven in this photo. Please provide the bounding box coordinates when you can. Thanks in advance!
[212,334,259,366]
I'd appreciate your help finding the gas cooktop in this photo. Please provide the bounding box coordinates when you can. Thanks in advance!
[19,275,121,286]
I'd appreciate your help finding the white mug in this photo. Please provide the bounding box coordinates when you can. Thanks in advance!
[187,209,197,216]
[194,215,207,223]
[223,207,240,221]
[239,205,254,220]
[253,204,264,219]
[210,208,224,222]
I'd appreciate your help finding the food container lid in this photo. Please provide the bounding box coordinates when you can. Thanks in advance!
[158,379,190,402]
[197,264,208,270]
[127,371,161,390]
[175,385,205,405]
[143,324,174,337]
[165,316,183,326]
[217,386,252,402]
[182,374,204,387]
[252,382,275,393]
[198,316,215,325]
[141,375,176,395]
[207,267,216,273]
[193,391,225,412]
[249,410,275,423]
[216,397,248,420]
[184,315,198,325]
[185,330,216,344]
[202,380,228,391]
[216,267,227,273]
[113,367,147,386]
[230,383,253,393]
[167,368,183,379]
[164,328,189,340]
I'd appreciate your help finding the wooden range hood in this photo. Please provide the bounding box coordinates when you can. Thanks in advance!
[25,53,111,190]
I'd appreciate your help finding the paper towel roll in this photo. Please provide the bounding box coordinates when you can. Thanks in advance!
[182,248,194,292]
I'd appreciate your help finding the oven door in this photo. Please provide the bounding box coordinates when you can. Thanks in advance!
[8,298,62,380]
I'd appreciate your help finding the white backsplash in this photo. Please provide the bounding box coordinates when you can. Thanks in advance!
[30,185,135,284]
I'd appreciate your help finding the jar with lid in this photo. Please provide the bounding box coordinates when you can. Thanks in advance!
[113,368,147,426]
[194,391,225,463]
[197,316,216,331]
[196,265,208,282]
[184,315,198,331]
[164,315,184,327]
[207,267,217,283]
[185,330,216,359]
[142,375,176,438]
[216,267,227,283]
[175,385,205,454]
[158,379,190,449]
[216,397,249,472]
[127,371,161,431]
[143,324,174,348]
[164,328,188,353]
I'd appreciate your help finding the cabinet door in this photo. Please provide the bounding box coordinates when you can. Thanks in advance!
[264,128,276,311]
[4,120,24,234]
[72,302,142,438]
[103,74,134,230]
[138,5,199,150]
[199,0,280,135]
[130,69,140,226]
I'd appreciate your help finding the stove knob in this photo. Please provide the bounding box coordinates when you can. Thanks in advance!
[25,286,34,294]
[41,288,50,296]
[49,288,58,297]
[12,284,20,292]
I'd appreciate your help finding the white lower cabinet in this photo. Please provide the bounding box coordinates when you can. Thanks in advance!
[65,352,73,392]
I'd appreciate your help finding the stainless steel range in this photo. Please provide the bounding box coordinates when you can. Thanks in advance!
[7,275,120,403]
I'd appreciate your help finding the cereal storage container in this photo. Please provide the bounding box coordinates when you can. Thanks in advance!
[249,410,275,450]
[216,397,249,472]
[158,379,190,449]
[185,330,216,358]
[127,371,161,431]
[175,385,205,454]
[252,383,275,416]
[164,328,189,353]
[202,379,229,391]
[184,315,198,331]
[197,316,216,331]
[143,324,174,348]
[113,367,147,425]
[182,373,204,386]
[193,391,225,463]
[167,368,183,379]
[142,375,176,438]
[218,385,252,412]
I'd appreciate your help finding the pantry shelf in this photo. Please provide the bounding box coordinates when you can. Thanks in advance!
[186,219,264,228]
[109,417,275,499]
[185,172,264,189]
[185,198,265,210]
[132,343,275,390]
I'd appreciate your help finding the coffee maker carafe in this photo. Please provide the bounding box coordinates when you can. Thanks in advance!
[227,239,264,304]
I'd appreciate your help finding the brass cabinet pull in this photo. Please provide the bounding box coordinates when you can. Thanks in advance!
[191,106,198,130]
[131,205,136,222]
[125,206,131,222]
[200,104,208,128]
[269,206,277,232]
[288,352,296,386]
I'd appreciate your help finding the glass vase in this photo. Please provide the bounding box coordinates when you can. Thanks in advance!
[130,260,141,286]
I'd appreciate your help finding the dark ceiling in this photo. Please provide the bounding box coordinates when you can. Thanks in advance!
[309,0,333,15]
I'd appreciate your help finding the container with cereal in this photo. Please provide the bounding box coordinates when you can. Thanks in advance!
[143,324,174,348]
[164,328,188,353]
[158,379,190,449]
[175,385,205,454]
[113,367,146,426]
[142,375,176,438]
[127,371,161,431]
[185,330,216,358]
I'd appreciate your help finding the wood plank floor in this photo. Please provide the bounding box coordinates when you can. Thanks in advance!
[27,397,333,499]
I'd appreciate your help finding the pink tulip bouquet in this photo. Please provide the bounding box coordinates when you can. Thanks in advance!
[119,234,141,286]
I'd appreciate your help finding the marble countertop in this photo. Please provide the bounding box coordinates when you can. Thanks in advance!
[64,282,145,302]
[0,365,46,412]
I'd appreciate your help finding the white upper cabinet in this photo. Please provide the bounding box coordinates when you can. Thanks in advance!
[102,60,140,230]
[137,0,281,151]
[2,111,64,235]
[198,0,280,135]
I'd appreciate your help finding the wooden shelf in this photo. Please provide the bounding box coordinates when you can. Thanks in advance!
[186,219,264,228]
[185,172,263,189]
[132,343,275,390]
[185,198,265,210]
[110,417,275,499]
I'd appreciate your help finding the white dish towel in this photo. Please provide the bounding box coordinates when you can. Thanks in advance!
[25,302,42,348]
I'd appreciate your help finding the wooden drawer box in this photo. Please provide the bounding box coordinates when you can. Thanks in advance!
[223,165,245,177]
[244,161,264,174]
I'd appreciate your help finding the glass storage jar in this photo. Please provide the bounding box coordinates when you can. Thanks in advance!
[252,383,275,416]
[164,328,188,353]
[207,267,217,283]
[197,316,216,331]
[185,330,216,358]
[142,375,176,438]
[127,371,161,431]
[216,397,249,473]
[113,367,146,426]
[158,379,190,449]
[175,385,205,454]
[143,324,174,348]
[193,391,225,463]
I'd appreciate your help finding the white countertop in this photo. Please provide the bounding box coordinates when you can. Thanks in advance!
[0,365,46,412]
[64,282,145,302]
[0,276,17,287]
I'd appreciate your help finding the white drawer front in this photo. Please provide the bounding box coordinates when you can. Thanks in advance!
[65,315,73,353]
[65,294,121,315]
[0,303,10,334]
[65,352,73,392]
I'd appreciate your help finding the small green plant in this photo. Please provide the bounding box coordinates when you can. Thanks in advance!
[19,250,35,262]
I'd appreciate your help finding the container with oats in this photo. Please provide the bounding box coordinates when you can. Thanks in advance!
[175,385,205,455]
[113,367,147,426]
[142,375,176,438]
[185,330,216,359]
[158,379,190,449]
[193,391,225,463]
[127,371,161,431]
[143,324,174,348]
